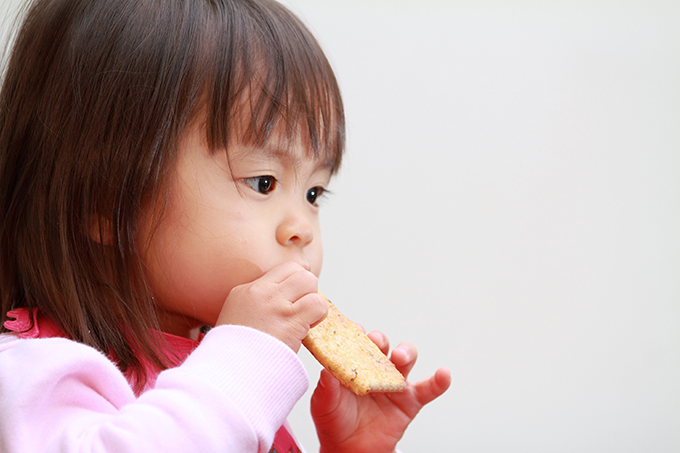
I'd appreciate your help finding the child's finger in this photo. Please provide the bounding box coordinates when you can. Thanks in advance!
[277,266,319,300]
[389,341,418,379]
[310,368,343,420]
[292,292,328,328]
[411,367,452,408]
[262,261,309,284]
[366,330,390,356]
[366,331,421,379]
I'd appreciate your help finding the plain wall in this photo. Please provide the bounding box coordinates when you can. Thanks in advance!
[279,1,680,452]
[3,1,680,452]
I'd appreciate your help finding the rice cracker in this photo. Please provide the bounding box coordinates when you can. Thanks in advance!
[302,294,406,396]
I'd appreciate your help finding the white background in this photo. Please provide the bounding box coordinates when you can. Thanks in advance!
[3,1,680,452]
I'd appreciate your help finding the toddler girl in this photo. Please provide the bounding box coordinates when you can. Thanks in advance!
[0,0,450,451]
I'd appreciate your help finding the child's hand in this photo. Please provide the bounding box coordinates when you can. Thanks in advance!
[310,330,451,453]
[216,262,328,352]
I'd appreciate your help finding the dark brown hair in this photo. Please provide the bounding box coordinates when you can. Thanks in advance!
[0,0,344,392]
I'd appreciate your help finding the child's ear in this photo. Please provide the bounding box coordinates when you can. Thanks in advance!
[90,216,114,246]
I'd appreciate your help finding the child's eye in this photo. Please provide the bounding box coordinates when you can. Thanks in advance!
[306,186,326,205]
[244,175,277,194]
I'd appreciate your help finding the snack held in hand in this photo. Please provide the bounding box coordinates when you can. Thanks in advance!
[303,294,406,396]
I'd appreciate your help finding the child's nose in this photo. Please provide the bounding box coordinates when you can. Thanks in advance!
[276,210,314,248]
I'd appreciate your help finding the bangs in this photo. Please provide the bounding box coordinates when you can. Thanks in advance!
[202,0,345,172]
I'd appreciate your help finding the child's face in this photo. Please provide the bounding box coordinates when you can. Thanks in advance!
[142,123,331,338]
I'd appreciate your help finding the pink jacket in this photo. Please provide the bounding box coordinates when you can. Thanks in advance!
[0,309,308,452]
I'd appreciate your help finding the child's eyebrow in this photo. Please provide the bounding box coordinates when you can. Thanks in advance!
[257,143,335,172]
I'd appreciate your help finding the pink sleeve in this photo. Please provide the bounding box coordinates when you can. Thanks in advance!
[0,325,308,453]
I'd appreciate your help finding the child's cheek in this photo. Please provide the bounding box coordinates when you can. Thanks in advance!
[310,241,324,278]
